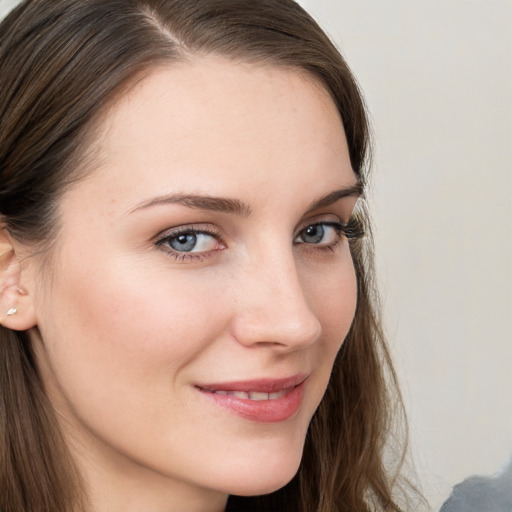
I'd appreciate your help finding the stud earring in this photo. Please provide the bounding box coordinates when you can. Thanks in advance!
[6,308,17,316]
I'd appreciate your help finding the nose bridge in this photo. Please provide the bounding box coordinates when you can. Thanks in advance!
[232,238,322,350]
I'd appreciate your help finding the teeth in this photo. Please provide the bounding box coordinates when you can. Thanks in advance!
[212,389,289,400]
[249,391,269,401]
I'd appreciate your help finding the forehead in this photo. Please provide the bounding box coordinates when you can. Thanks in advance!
[72,56,354,211]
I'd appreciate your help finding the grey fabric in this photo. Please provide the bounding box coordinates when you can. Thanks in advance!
[440,460,512,512]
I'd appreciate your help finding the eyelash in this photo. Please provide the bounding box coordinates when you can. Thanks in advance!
[155,218,364,262]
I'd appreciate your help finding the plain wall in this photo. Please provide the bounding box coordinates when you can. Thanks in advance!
[0,0,16,19]
[297,0,512,510]
[1,0,511,510]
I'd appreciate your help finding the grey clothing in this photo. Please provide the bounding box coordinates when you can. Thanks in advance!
[440,460,512,512]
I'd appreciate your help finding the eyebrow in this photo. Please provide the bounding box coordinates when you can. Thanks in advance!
[305,182,363,212]
[130,194,252,216]
[129,181,362,217]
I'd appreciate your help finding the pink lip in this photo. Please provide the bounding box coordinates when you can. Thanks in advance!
[195,374,308,423]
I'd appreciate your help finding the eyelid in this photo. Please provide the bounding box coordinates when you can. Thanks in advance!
[154,223,222,243]
[295,215,344,235]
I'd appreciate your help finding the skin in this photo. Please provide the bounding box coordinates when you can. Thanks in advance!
[8,57,359,512]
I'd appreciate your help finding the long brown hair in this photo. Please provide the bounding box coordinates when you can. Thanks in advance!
[0,1,410,510]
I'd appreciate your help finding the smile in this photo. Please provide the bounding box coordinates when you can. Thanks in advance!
[196,375,308,423]
[211,389,290,400]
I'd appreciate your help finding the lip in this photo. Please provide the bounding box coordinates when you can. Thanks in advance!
[195,374,308,423]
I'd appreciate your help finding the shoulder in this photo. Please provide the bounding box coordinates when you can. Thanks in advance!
[439,462,512,512]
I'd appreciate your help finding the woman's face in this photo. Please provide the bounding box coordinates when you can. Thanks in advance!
[26,57,359,510]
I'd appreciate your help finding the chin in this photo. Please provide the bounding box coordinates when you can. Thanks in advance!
[206,410,313,497]
[218,450,303,497]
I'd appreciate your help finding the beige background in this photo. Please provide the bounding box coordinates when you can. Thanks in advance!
[0,0,16,19]
[1,0,511,510]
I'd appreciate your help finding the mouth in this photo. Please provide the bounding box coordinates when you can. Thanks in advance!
[195,374,308,423]
[210,389,290,401]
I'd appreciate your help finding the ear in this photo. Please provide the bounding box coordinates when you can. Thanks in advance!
[0,227,37,331]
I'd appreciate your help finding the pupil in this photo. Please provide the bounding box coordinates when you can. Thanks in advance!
[170,233,197,252]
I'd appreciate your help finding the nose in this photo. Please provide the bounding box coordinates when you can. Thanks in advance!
[229,246,322,352]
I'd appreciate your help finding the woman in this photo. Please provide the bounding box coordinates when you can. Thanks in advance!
[0,1,410,511]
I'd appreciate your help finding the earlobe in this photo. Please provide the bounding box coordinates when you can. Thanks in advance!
[0,228,37,331]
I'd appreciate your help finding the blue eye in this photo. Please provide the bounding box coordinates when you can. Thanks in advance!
[295,222,342,246]
[168,233,196,252]
[158,229,220,255]
[300,224,326,244]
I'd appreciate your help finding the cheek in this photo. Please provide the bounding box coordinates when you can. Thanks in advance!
[305,248,358,351]
[36,254,231,410]
[298,246,358,402]
[94,272,225,360]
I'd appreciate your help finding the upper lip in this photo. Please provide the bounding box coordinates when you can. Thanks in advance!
[196,373,309,393]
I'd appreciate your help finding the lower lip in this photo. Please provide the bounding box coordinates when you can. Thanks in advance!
[197,383,305,423]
